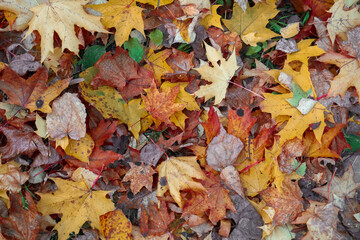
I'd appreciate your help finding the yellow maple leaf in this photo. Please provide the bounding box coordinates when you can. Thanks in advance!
[222,0,279,46]
[37,177,114,240]
[100,209,132,240]
[261,92,328,146]
[145,48,173,84]
[65,133,94,163]
[318,52,360,98]
[194,43,239,105]
[156,156,206,208]
[199,5,223,30]
[88,0,144,47]
[327,0,360,43]
[24,0,107,62]
[161,81,200,111]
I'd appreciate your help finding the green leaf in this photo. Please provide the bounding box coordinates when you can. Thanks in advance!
[124,37,144,63]
[291,159,306,176]
[286,81,312,107]
[78,45,106,69]
[344,132,360,151]
[246,45,262,56]
[149,29,163,45]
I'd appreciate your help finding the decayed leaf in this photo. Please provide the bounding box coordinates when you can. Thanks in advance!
[46,93,86,140]
[0,191,41,240]
[65,133,95,163]
[313,165,360,206]
[37,177,114,240]
[0,66,70,113]
[24,0,107,62]
[122,162,156,194]
[88,0,144,47]
[220,165,245,198]
[0,162,29,192]
[156,156,206,208]
[223,0,279,46]
[9,53,41,76]
[206,125,244,171]
[327,0,360,43]
[194,43,239,105]
[100,209,132,240]
[142,84,185,126]
[260,178,303,226]
[318,52,360,98]
[182,173,236,224]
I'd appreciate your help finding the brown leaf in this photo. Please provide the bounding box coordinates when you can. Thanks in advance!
[206,125,243,171]
[220,165,245,198]
[46,93,86,140]
[0,191,41,240]
[142,201,175,236]
[0,164,29,192]
[122,162,156,194]
[0,125,48,162]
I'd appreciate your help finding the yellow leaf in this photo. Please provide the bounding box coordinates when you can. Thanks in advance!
[170,111,187,130]
[280,22,300,39]
[3,10,17,29]
[100,209,132,240]
[136,0,173,7]
[65,134,95,163]
[34,113,48,138]
[327,0,360,43]
[260,92,328,146]
[223,0,279,46]
[80,80,148,140]
[200,5,223,30]
[194,43,239,104]
[145,48,173,84]
[56,136,69,150]
[25,0,107,62]
[88,0,144,47]
[156,156,206,208]
[318,52,360,98]
[161,81,200,111]
[37,178,114,240]
[0,0,38,31]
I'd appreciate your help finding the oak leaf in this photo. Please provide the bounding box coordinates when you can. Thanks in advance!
[156,156,206,208]
[223,0,279,46]
[194,43,239,104]
[37,177,114,240]
[46,93,86,140]
[24,0,107,62]
[318,52,360,98]
[327,0,360,43]
[88,0,144,47]
[0,67,70,113]
[100,209,132,240]
[122,162,156,194]
[142,84,186,126]
[0,191,41,240]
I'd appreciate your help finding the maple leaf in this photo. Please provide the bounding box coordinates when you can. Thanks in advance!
[156,156,206,208]
[141,201,175,236]
[318,52,360,98]
[201,106,221,144]
[223,0,280,46]
[260,178,303,226]
[145,48,173,84]
[122,162,156,194]
[182,173,236,225]
[327,0,360,43]
[24,0,107,62]
[88,0,144,47]
[142,84,186,126]
[199,5,223,30]
[194,43,239,105]
[37,177,114,240]
[100,209,132,239]
[0,66,70,113]
[313,165,360,207]
[0,191,41,240]
[228,107,257,143]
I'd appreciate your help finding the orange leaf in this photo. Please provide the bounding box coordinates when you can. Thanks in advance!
[201,106,220,144]
[228,107,257,143]
[122,162,156,194]
[100,209,132,240]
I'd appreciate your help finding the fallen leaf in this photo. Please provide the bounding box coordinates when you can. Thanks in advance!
[145,48,173,84]
[141,201,175,236]
[194,42,239,104]
[199,5,223,30]
[46,93,87,140]
[122,162,156,194]
[227,107,257,143]
[156,156,206,208]
[25,0,107,62]
[0,0,37,31]
[223,0,279,46]
[9,53,41,76]
[0,191,41,240]
[280,22,300,39]
[220,165,245,198]
[37,177,114,240]
[206,125,244,171]
[100,209,132,240]
[0,162,29,192]
[88,0,144,47]
[65,133,95,163]
[201,106,221,144]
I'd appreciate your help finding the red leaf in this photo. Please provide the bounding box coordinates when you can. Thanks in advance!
[201,106,220,144]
